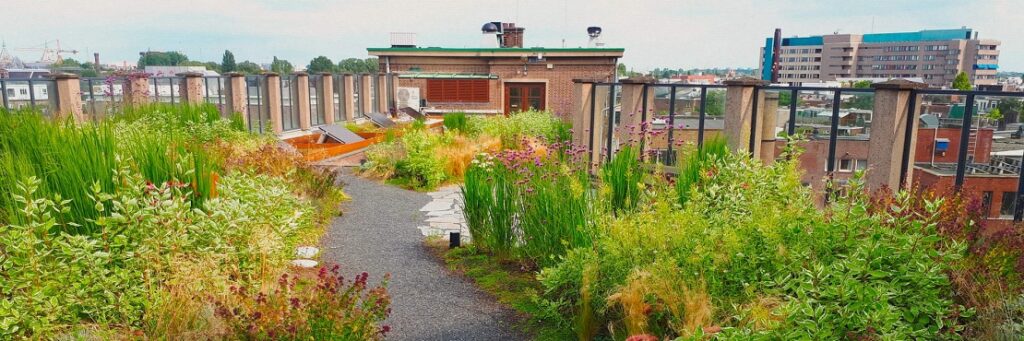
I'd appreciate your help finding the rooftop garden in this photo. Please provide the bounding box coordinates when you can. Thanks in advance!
[447,120,1024,339]
[0,104,390,339]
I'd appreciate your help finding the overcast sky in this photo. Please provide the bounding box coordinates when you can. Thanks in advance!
[3,0,1021,72]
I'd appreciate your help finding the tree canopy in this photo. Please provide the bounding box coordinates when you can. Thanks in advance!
[271,56,294,74]
[336,58,379,73]
[236,61,262,74]
[307,56,336,73]
[952,72,972,91]
[137,51,189,68]
[221,50,237,73]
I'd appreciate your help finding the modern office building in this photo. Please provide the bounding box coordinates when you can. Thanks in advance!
[757,27,1000,88]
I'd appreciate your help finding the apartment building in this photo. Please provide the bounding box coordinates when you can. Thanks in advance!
[758,28,1000,88]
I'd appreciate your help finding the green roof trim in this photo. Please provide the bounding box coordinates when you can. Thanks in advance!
[368,47,624,53]
[397,73,498,79]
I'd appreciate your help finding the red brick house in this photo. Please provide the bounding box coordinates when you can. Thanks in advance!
[368,26,622,116]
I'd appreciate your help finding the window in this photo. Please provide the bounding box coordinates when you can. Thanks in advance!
[4,89,12,97]
[425,79,489,103]
[923,65,936,70]
[982,191,993,217]
[855,159,868,171]
[838,159,854,172]
[19,89,27,95]
[1000,192,1017,217]
[924,55,936,61]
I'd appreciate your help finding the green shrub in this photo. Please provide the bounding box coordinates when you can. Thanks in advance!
[534,145,969,340]
[468,110,571,147]
[674,136,728,207]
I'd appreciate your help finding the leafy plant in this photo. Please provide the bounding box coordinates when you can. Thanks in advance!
[443,112,469,133]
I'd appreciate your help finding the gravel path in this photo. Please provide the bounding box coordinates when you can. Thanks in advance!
[321,170,524,341]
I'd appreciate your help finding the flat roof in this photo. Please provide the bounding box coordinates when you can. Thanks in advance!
[771,28,975,47]
[368,47,624,58]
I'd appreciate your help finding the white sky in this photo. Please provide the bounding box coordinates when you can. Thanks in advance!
[2,0,1021,72]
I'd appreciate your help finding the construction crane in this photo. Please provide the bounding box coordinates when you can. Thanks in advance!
[15,40,78,65]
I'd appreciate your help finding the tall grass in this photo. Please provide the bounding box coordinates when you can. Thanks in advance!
[0,105,228,233]
[443,112,468,132]
[674,137,728,207]
[602,145,643,215]
[462,145,596,268]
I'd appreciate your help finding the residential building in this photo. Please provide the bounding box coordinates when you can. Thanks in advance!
[758,27,1000,88]
[368,22,623,116]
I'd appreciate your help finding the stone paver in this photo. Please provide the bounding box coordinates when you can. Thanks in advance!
[418,185,471,242]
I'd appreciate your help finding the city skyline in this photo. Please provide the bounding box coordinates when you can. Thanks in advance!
[2,0,1023,72]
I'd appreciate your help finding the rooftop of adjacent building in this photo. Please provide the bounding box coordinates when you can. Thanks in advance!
[367,47,624,58]
[769,27,986,47]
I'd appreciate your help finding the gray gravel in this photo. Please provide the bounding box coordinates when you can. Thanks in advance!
[321,170,525,341]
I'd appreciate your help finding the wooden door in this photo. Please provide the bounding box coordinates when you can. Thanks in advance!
[504,83,545,114]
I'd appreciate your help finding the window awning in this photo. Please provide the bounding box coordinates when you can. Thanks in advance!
[398,72,498,79]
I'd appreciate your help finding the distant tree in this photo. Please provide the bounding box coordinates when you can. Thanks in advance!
[137,51,189,68]
[307,56,335,73]
[705,90,725,116]
[852,80,872,88]
[222,50,237,73]
[364,58,379,73]
[54,58,82,68]
[236,61,262,74]
[271,56,294,74]
[337,58,365,73]
[997,98,1023,123]
[952,71,972,90]
[204,61,222,73]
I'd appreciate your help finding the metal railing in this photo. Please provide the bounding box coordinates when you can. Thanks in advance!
[582,80,1024,222]
[0,78,56,116]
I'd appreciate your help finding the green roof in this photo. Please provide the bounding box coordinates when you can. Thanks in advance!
[368,47,624,53]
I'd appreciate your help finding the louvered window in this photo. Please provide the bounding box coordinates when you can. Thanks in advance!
[426,79,489,103]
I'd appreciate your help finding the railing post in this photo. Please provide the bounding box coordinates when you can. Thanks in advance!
[224,72,247,115]
[377,73,389,114]
[49,73,85,122]
[293,71,311,130]
[360,74,374,114]
[264,72,284,135]
[123,72,150,107]
[759,91,780,164]
[570,80,595,148]
[723,77,769,155]
[618,78,654,147]
[867,79,928,191]
[176,72,204,104]
[342,74,356,121]
[320,73,335,125]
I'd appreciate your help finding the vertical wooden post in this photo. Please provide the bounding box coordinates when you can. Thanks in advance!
[264,73,283,135]
[320,73,336,125]
[294,72,311,130]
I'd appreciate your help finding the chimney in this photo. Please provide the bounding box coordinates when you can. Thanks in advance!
[93,52,100,71]
[501,23,524,48]
[771,28,782,83]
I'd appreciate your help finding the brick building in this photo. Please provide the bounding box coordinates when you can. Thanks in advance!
[368,23,623,116]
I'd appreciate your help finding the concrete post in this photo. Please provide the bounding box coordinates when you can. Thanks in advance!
[294,72,312,130]
[176,72,204,104]
[123,73,150,107]
[342,74,356,121]
[360,74,374,114]
[617,78,655,146]
[49,73,84,121]
[590,86,610,165]
[723,77,769,155]
[224,72,247,116]
[867,79,929,191]
[320,73,336,125]
[264,73,283,135]
[377,74,389,115]
[759,92,780,163]
[570,81,595,148]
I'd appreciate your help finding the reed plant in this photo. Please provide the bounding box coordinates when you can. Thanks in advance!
[674,137,728,207]
[601,145,643,215]
[443,112,468,133]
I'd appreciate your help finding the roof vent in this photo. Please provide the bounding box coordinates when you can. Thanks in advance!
[390,32,417,48]
[587,26,604,47]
